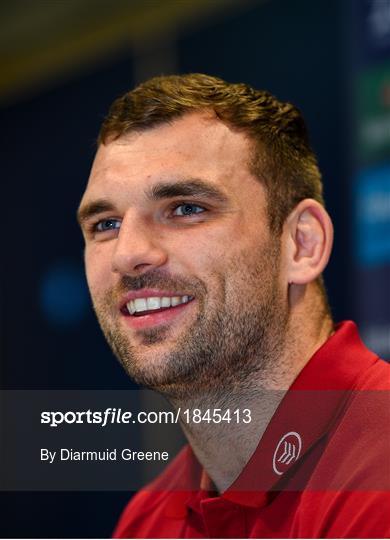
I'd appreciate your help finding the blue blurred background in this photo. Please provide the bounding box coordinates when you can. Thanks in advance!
[1,0,389,537]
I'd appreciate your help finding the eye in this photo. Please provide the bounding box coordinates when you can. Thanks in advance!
[172,203,205,217]
[94,218,121,232]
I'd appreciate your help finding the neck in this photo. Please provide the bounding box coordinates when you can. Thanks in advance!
[169,288,334,493]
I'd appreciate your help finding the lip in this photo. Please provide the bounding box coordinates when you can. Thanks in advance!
[119,289,195,331]
[121,297,195,330]
[119,289,191,310]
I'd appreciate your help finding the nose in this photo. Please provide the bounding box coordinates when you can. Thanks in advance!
[111,213,168,276]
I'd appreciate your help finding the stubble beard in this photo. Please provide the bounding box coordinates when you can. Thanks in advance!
[92,239,288,401]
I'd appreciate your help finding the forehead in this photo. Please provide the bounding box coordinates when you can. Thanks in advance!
[84,112,262,203]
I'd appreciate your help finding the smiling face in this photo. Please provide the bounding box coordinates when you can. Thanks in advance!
[79,112,289,397]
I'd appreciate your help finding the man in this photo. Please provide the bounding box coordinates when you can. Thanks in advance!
[77,74,390,538]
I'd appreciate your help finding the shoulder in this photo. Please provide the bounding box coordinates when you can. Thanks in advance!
[332,355,390,468]
[298,489,390,538]
[314,356,390,489]
[299,357,390,537]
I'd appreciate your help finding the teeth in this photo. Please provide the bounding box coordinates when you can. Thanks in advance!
[128,302,136,315]
[127,295,192,315]
[161,297,171,308]
[134,298,147,312]
[147,297,161,310]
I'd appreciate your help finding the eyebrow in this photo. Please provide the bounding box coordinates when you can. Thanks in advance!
[77,199,116,226]
[77,179,228,226]
[147,179,229,203]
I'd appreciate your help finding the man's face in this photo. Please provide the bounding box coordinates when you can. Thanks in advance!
[79,112,288,397]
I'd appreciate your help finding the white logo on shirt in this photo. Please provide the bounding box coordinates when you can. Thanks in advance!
[272,431,302,475]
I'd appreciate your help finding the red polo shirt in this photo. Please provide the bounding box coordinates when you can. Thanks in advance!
[113,321,390,538]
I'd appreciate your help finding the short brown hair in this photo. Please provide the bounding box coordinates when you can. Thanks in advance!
[99,73,325,235]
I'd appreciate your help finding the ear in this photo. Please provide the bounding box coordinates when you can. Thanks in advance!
[284,199,333,285]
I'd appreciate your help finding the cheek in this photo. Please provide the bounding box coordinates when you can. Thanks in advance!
[171,221,260,284]
[173,234,227,282]
[176,232,243,300]
[84,245,113,298]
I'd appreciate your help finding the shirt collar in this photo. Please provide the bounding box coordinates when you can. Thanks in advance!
[223,320,378,506]
[168,321,377,516]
